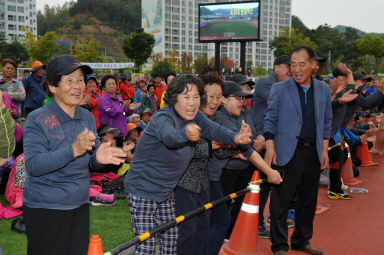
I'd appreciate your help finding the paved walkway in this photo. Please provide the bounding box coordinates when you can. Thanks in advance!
[120,156,384,255]
[256,156,384,254]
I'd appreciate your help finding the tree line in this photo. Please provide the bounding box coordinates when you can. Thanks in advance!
[271,15,384,75]
[37,0,140,36]
[2,8,384,77]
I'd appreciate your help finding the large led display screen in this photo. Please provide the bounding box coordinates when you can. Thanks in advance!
[199,1,260,42]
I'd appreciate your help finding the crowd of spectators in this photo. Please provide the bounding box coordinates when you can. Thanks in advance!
[0,47,383,255]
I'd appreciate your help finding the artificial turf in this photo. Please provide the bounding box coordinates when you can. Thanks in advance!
[200,21,258,37]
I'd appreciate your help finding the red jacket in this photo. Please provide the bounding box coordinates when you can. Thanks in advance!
[154,82,167,108]
[120,81,135,100]
[88,90,103,128]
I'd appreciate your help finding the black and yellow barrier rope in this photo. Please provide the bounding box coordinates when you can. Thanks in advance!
[105,183,263,255]
[328,142,342,151]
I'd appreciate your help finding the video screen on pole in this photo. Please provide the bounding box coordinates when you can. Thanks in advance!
[199,1,260,42]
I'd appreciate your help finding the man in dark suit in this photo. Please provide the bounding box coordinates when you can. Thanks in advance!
[264,46,332,255]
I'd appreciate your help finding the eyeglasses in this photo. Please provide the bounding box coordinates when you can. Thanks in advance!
[228,95,246,101]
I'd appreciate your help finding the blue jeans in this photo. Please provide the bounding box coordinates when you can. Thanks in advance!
[205,181,231,255]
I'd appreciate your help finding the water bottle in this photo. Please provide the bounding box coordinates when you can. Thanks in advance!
[349,187,368,194]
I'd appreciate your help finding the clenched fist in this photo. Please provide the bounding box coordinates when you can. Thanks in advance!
[185,123,201,142]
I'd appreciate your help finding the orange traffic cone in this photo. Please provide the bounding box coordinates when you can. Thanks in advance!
[342,144,362,186]
[315,195,329,215]
[88,235,103,255]
[219,171,267,255]
[357,143,379,166]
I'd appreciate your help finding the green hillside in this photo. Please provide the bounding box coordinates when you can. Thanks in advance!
[37,0,141,61]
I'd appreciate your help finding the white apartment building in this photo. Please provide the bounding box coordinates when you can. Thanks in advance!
[0,0,37,41]
[142,0,291,70]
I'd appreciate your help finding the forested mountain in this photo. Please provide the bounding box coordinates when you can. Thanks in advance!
[37,0,141,61]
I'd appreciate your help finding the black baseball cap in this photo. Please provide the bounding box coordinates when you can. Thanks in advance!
[353,72,372,82]
[46,55,93,80]
[227,74,255,87]
[274,55,290,66]
[313,53,326,63]
[222,81,252,98]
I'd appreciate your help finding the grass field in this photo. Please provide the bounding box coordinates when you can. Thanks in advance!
[0,196,135,255]
[200,21,258,38]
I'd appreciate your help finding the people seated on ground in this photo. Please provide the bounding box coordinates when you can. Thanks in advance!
[0,90,23,231]
[141,83,157,114]
[91,124,133,196]
[335,67,384,130]
[364,80,377,96]
[327,64,358,200]
[343,117,379,174]
[140,108,152,131]
[128,113,142,130]
[96,124,122,174]
[352,111,372,135]
[98,75,130,147]
[125,123,138,163]
[5,153,26,233]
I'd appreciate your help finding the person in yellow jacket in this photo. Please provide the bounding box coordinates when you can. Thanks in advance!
[159,72,176,109]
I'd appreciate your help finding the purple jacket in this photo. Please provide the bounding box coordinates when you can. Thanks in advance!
[3,94,18,117]
[97,93,127,137]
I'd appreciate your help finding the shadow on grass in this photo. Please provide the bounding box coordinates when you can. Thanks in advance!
[0,197,134,255]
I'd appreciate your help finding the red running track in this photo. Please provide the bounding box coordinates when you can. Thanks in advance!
[255,156,384,254]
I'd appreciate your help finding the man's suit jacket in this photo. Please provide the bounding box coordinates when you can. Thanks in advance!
[264,77,332,166]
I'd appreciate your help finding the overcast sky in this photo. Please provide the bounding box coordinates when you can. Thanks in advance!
[292,0,384,33]
[37,0,384,34]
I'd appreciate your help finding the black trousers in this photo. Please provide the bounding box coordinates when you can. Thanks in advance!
[174,187,210,255]
[23,204,89,255]
[220,165,253,239]
[270,144,320,253]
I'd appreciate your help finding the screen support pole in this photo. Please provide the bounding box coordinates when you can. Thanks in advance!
[240,41,246,74]
[215,42,220,74]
